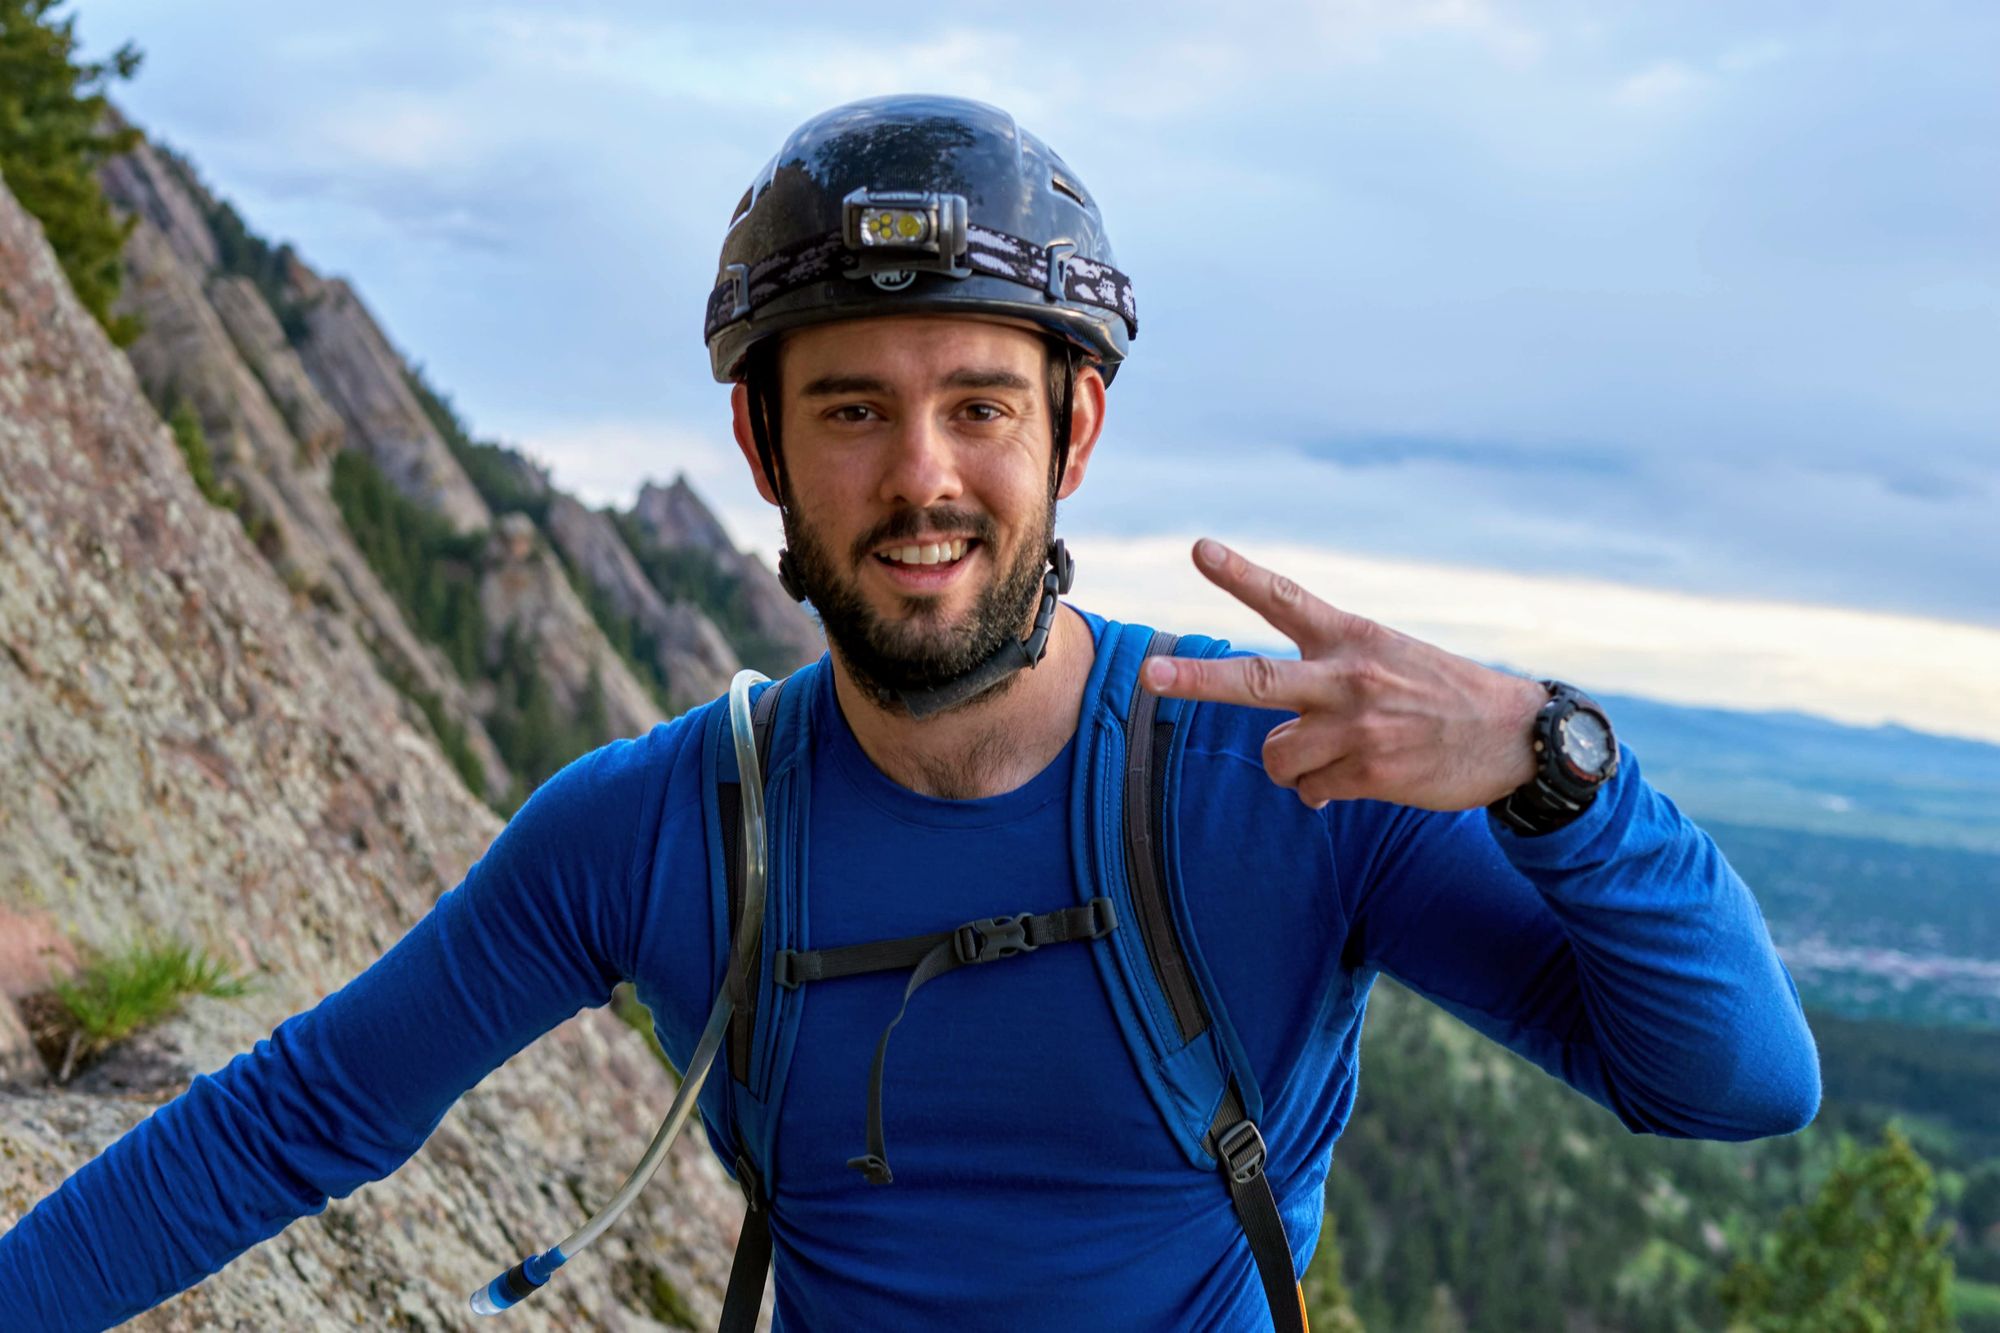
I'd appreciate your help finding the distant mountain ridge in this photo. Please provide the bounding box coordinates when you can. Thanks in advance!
[1601,691,2000,855]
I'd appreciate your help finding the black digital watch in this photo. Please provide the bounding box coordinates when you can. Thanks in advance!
[1487,680,1619,837]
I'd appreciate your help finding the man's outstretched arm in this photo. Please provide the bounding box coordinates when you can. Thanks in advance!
[1146,538,1819,1140]
[0,725,681,1332]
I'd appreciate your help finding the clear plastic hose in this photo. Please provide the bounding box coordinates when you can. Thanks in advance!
[469,668,772,1315]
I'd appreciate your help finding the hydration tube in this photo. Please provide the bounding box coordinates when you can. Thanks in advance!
[469,668,773,1316]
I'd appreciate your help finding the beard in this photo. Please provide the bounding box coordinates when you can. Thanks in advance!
[780,486,1057,716]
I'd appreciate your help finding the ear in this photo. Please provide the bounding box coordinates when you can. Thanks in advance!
[1054,363,1108,502]
[730,381,781,506]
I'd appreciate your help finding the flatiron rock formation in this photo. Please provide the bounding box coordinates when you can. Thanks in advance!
[0,173,750,1328]
[632,477,823,672]
[484,513,666,735]
[97,135,513,801]
[545,494,737,711]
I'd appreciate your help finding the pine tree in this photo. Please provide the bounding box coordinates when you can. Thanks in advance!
[1720,1125,1954,1332]
[0,0,141,342]
[1302,1202,1368,1333]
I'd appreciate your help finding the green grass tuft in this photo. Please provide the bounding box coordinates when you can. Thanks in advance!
[54,938,250,1049]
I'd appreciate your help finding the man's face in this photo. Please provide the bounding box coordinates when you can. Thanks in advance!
[759,315,1089,712]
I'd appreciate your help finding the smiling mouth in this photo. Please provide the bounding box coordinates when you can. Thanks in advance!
[872,537,975,569]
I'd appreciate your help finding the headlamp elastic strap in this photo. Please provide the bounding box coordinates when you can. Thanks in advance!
[704,223,1137,343]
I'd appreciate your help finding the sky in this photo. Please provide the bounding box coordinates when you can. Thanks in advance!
[73,1,2000,742]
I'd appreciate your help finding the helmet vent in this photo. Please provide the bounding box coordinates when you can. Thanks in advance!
[1050,174,1087,207]
[728,187,754,226]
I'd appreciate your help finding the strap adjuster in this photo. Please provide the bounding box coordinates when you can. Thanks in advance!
[734,1152,764,1212]
[1216,1119,1268,1186]
[953,913,1036,965]
[772,949,800,990]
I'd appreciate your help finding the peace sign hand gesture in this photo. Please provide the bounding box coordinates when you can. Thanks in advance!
[1141,540,1549,813]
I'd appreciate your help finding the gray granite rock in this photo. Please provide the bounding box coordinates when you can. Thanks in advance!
[632,477,823,673]
[98,154,512,803]
[545,494,738,712]
[482,515,667,738]
[0,171,753,1327]
[288,263,494,535]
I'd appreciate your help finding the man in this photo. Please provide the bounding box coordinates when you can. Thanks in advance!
[0,95,1818,1331]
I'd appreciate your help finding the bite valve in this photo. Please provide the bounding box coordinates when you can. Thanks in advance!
[469,1246,566,1316]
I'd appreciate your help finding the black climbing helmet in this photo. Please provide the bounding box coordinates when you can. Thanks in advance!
[702,94,1137,386]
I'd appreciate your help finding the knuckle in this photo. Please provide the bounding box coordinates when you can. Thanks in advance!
[1245,656,1284,703]
[1343,613,1385,647]
[1270,573,1304,607]
[1347,657,1391,697]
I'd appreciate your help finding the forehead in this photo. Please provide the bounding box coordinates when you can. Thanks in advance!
[777,315,1046,388]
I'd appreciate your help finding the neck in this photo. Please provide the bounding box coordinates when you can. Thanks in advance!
[829,602,1093,800]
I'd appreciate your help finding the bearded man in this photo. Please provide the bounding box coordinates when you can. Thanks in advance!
[0,95,1819,1333]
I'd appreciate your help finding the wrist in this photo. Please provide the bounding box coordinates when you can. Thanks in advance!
[1488,680,1619,837]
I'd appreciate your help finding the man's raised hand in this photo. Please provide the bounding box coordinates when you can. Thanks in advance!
[1140,539,1548,812]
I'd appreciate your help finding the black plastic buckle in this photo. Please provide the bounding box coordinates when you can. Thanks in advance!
[953,913,1037,965]
[1083,895,1119,939]
[772,949,800,990]
[1216,1119,1268,1186]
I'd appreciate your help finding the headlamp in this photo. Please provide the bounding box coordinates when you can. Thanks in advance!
[841,188,970,277]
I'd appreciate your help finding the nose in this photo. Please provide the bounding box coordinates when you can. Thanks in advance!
[875,410,963,510]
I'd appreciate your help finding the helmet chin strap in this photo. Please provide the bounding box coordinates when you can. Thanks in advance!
[895,539,1074,721]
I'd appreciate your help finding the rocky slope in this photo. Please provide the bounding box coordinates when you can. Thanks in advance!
[98,134,514,802]
[544,494,738,712]
[0,164,752,1330]
[93,128,797,798]
[631,477,823,672]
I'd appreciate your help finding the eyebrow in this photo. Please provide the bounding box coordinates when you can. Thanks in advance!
[798,368,1035,397]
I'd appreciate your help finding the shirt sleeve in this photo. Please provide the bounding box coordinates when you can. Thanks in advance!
[0,724,682,1333]
[1341,743,1821,1141]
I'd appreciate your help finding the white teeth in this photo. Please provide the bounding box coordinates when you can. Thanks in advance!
[883,539,970,566]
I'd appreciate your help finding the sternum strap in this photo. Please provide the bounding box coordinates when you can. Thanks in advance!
[773,898,1119,1185]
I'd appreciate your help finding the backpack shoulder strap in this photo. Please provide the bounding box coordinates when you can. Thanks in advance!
[1079,620,1305,1333]
[710,666,810,1333]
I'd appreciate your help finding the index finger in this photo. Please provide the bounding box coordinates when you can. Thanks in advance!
[1141,652,1316,712]
[1191,539,1348,655]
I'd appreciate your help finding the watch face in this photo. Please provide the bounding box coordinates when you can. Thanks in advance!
[1560,710,1615,779]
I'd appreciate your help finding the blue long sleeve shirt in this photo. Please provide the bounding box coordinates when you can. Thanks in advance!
[0,608,1820,1330]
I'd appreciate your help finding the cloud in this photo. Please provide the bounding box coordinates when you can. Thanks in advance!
[1075,533,2000,745]
[1298,434,1633,475]
[1614,59,1710,108]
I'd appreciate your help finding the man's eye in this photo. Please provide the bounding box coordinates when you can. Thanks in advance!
[829,405,877,423]
[963,403,1003,423]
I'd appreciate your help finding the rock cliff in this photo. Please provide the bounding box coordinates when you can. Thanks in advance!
[97,135,514,802]
[631,478,824,673]
[287,263,494,535]
[483,513,667,736]
[0,164,750,1331]
[544,494,738,712]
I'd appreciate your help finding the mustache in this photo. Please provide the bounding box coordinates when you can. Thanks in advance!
[849,506,997,562]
